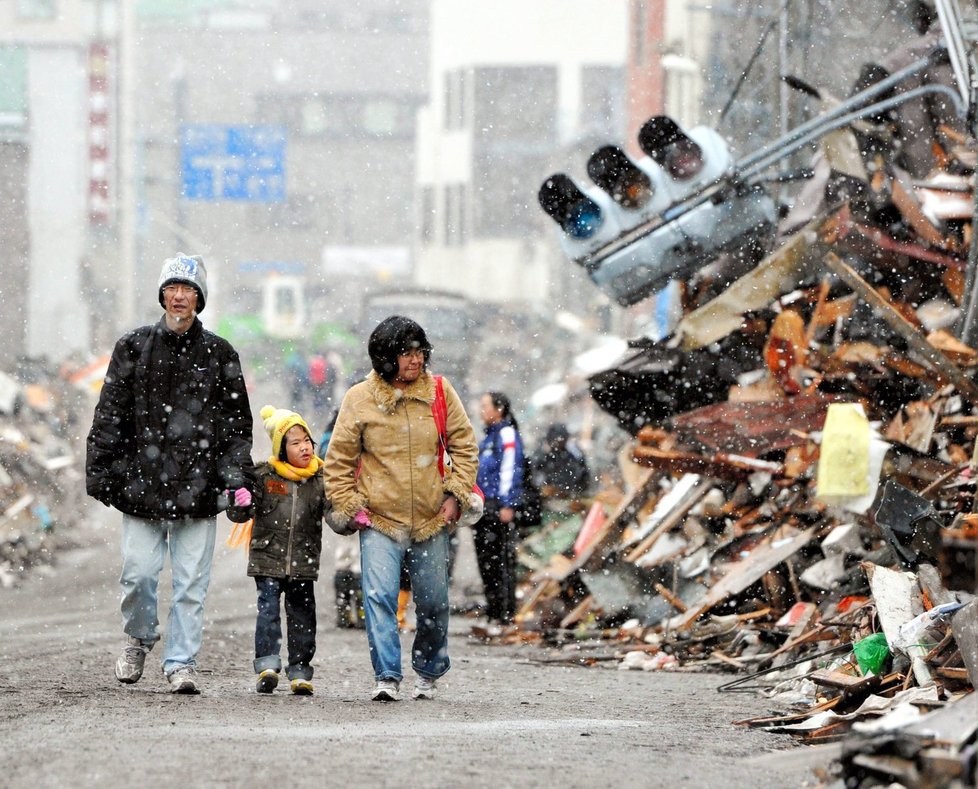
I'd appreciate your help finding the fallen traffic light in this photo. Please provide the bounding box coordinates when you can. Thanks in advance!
[539,116,777,307]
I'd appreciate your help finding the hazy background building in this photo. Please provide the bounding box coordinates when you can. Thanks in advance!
[0,0,961,393]
[0,2,91,369]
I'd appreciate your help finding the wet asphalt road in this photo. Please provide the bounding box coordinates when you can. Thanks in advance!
[0,498,833,789]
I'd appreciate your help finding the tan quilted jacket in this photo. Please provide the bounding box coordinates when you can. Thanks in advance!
[324,370,479,543]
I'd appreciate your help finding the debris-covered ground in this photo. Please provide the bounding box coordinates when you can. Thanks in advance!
[493,25,978,789]
[0,358,94,589]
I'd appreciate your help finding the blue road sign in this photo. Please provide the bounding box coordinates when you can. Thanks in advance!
[180,124,286,202]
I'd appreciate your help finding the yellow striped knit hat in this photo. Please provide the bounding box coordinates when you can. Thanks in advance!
[261,405,311,459]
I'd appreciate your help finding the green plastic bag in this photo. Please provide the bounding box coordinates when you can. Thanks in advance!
[853,633,890,676]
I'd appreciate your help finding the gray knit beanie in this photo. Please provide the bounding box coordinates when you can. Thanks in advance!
[158,254,207,312]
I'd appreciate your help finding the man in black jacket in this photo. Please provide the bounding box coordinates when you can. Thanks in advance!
[86,254,254,694]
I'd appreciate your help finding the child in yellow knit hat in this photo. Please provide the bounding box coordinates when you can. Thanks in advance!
[226,405,327,695]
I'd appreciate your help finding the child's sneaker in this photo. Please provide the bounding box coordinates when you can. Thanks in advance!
[290,678,314,696]
[371,679,400,701]
[412,676,437,700]
[256,669,279,694]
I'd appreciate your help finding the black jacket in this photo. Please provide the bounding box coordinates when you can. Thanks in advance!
[226,463,326,581]
[531,444,591,498]
[86,317,254,520]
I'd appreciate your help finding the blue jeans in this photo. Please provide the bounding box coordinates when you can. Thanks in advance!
[360,528,451,683]
[254,576,316,681]
[119,514,216,676]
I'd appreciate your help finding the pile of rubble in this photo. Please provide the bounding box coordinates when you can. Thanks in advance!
[492,31,978,789]
[0,358,96,588]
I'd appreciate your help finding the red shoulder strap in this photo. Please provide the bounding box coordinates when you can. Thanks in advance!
[432,376,449,476]
[432,375,448,440]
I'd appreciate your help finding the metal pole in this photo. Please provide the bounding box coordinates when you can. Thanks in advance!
[118,0,136,331]
[955,179,978,346]
[777,0,790,205]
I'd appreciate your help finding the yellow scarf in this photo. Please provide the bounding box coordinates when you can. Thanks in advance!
[268,454,322,481]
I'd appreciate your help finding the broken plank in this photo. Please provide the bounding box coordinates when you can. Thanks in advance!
[810,669,882,694]
[632,445,783,479]
[558,595,594,630]
[823,253,978,404]
[623,478,710,562]
[677,209,840,351]
[653,582,688,613]
[574,468,661,575]
[667,528,816,631]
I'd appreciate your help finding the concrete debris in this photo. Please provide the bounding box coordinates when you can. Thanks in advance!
[480,26,978,788]
[0,358,90,585]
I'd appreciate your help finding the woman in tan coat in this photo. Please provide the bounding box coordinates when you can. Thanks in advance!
[324,316,478,701]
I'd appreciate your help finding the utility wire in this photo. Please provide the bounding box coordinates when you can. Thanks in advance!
[718,0,792,127]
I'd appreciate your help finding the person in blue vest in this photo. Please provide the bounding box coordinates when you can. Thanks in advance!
[474,391,525,626]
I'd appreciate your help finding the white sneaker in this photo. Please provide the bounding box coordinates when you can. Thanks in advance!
[412,676,437,700]
[371,679,400,702]
[166,665,201,695]
[114,636,151,684]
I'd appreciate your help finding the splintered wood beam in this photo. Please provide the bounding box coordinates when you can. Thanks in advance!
[823,252,978,404]
[666,528,815,632]
[576,468,660,574]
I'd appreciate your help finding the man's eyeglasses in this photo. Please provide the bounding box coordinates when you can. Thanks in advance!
[163,284,197,297]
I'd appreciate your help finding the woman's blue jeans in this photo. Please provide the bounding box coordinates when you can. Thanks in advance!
[359,528,451,683]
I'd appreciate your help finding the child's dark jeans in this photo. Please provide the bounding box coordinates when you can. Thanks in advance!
[254,576,316,681]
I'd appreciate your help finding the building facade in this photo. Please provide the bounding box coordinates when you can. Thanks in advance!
[412,0,630,310]
[0,1,92,367]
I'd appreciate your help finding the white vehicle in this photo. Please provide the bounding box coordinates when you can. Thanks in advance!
[261,276,306,339]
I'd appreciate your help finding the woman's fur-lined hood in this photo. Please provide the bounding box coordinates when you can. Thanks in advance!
[365,369,435,414]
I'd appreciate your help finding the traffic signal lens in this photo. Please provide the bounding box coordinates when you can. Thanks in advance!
[587,146,652,209]
[539,173,604,239]
[638,116,704,180]
[664,140,704,180]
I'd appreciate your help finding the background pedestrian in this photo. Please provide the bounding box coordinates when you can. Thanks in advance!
[474,391,525,626]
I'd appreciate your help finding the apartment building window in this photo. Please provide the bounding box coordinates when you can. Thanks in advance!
[419,185,435,245]
[580,66,625,131]
[470,66,556,238]
[472,66,557,142]
[444,69,466,131]
[443,183,466,246]
[259,94,415,139]
[17,0,56,18]
[0,48,28,128]
[472,153,542,239]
